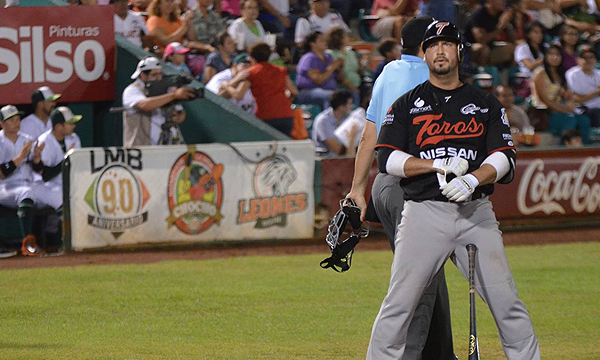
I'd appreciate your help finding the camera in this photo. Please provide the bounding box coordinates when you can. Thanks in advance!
[145,74,204,99]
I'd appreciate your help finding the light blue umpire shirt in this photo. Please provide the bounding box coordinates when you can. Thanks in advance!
[366,54,430,136]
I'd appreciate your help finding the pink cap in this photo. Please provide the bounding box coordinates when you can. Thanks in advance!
[164,42,190,59]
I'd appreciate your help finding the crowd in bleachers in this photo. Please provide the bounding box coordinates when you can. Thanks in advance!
[94,0,600,154]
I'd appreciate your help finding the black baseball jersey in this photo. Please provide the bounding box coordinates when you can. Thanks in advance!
[376,81,516,201]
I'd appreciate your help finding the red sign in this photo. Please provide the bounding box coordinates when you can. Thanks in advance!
[0,6,115,104]
[489,148,600,220]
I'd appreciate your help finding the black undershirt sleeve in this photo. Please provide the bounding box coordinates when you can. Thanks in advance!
[42,162,63,182]
[376,147,394,174]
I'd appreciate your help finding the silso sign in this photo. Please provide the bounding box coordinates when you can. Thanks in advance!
[0,6,115,104]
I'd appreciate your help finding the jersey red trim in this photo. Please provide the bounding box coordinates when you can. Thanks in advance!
[488,146,515,155]
[374,144,401,151]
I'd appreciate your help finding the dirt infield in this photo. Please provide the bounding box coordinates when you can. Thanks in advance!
[1,227,599,270]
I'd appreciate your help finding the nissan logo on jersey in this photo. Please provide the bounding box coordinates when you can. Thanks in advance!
[0,6,115,104]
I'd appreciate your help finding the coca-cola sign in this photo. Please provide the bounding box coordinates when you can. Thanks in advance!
[490,149,600,219]
[0,6,115,104]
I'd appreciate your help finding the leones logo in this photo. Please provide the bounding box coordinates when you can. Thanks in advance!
[166,146,224,234]
[237,154,308,228]
[84,148,150,239]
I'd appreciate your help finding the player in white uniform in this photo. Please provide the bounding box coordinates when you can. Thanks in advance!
[0,105,62,256]
[20,86,61,140]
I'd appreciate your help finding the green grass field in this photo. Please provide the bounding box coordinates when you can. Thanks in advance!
[1,242,599,360]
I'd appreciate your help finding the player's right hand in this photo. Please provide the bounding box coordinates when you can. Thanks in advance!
[345,192,367,221]
[432,156,469,177]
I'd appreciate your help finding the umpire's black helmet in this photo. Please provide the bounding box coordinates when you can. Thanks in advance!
[421,21,463,60]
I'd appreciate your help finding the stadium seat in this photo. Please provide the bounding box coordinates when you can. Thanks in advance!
[358,9,380,43]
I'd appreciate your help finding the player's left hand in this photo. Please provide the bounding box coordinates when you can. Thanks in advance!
[440,174,479,202]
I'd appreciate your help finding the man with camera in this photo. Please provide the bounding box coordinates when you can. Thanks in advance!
[122,57,196,147]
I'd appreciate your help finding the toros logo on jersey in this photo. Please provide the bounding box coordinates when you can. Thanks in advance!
[413,113,484,147]
[166,146,224,235]
[0,6,115,104]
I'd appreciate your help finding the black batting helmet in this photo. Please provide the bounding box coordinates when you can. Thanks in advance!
[422,21,464,60]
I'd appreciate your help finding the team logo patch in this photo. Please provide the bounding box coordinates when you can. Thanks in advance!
[435,22,450,35]
[237,154,308,228]
[85,148,150,239]
[166,146,224,235]
[460,103,488,115]
[410,98,432,114]
[501,108,509,126]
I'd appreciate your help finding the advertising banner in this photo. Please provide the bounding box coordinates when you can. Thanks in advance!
[0,6,115,104]
[66,141,315,250]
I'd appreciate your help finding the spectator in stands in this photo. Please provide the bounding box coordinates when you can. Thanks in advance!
[164,42,193,78]
[566,44,600,127]
[228,0,267,52]
[132,0,152,15]
[465,0,517,66]
[270,34,295,72]
[514,21,545,78]
[206,53,257,114]
[296,31,343,110]
[221,0,242,18]
[146,0,195,52]
[122,57,195,147]
[561,128,583,147]
[558,24,581,73]
[370,0,420,42]
[294,0,350,47]
[526,0,600,36]
[112,0,151,49]
[257,0,295,39]
[420,0,455,23]
[312,89,357,157]
[188,0,226,48]
[231,43,297,135]
[496,85,533,131]
[21,87,61,140]
[532,44,592,143]
[325,26,361,104]
[373,37,400,82]
[0,105,60,256]
[203,32,237,83]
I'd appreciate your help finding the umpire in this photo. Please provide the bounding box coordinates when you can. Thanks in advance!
[346,17,457,360]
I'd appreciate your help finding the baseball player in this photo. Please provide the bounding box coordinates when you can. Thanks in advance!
[20,86,61,140]
[346,17,457,360]
[0,105,62,256]
[366,21,540,360]
[37,107,82,196]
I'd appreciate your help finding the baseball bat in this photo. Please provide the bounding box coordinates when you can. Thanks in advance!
[467,243,480,360]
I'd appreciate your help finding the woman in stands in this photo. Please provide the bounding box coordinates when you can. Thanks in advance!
[514,21,545,78]
[532,44,591,143]
[230,42,298,136]
[295,32,343,111]
[228,0,267,52]
[146,0,193,52]
[203,32,237,84]
[558,24,581,73]
[325,25,361,105]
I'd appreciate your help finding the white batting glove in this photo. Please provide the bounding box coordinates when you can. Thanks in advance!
[440,174,480,202]
[432,157,470,186]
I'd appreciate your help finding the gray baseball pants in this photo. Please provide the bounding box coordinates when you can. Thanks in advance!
[366,198,540,360]
[371,173,454,360]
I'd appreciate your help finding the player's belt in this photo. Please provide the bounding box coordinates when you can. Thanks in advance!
[431,191,486,203]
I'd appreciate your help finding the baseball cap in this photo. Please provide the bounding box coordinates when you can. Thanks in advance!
[131,57,162,79]
[31,86,61,105]
[233,53,251,64]
[50,107,83,127]
[164,42,190,59]
[0,105,24,121]
[401,16,434,49]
